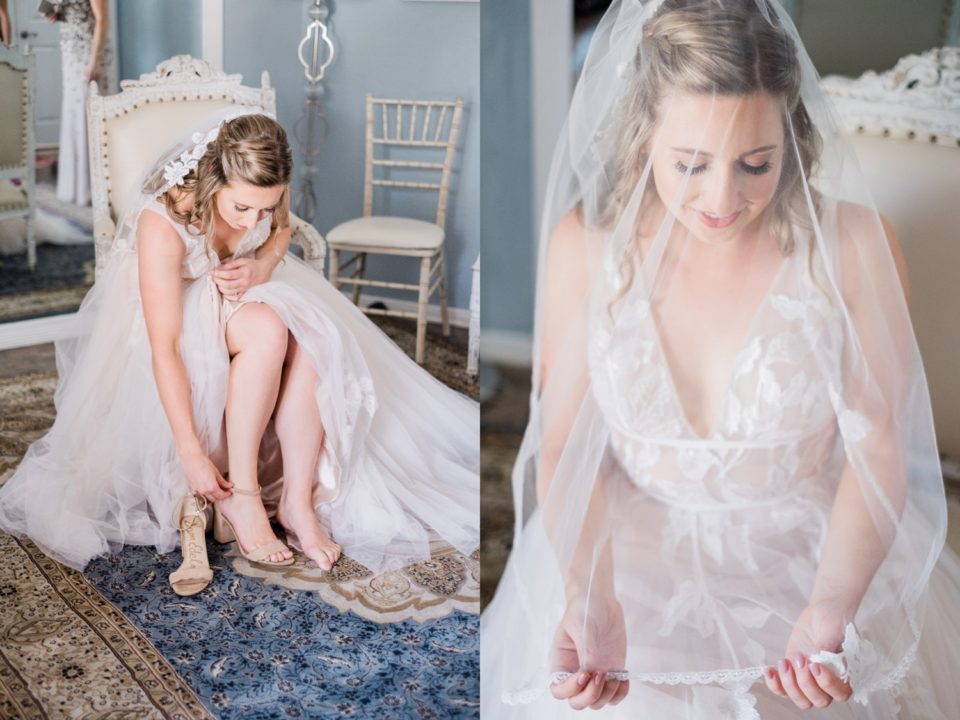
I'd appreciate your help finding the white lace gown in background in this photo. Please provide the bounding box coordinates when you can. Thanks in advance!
[481,227,960,718]
[56,0,111,206]
[0,198,479,574]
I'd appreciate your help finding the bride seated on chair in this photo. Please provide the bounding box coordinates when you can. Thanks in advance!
[0,108,479,598]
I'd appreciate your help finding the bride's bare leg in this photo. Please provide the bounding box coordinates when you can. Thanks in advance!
[274,332,342,570]
[222,303,293,564]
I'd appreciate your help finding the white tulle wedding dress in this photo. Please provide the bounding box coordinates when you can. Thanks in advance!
[0,197,479,574]
[481,225,960,718]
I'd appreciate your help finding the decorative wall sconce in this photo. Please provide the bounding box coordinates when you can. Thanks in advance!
[293,0,336,224]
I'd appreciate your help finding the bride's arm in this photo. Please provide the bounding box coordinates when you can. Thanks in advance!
[538,208,610,594]
[769,212,911,708]
[811,213,910,613]
[138,212,232,501]
[539,210,628,709]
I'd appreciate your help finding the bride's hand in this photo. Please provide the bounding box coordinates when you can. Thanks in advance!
[549,594,630,710]
[212,258,272,300]
[764,599,853,709]
[179,448,232,503]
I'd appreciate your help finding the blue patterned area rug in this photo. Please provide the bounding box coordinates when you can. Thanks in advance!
[84,541,479,719]
[0,325,479,718]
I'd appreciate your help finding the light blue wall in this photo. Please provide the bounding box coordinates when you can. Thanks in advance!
[950,0,960,46]
[117,0,201,81]
[480,0,534,334]
[224,0,480,311]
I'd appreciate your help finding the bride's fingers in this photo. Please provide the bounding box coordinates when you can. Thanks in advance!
[207,477,231,501]
[793,656,832,708]
[777,658,813,709]
[568,672,606,711]
[590,677,620,709]
[763,667,787,697]
[213,267,243,280]
[811,663,853,702]
[208,485,231,501]
[610,679,629,706]
[215,280,242,294]
[549,671,590,700]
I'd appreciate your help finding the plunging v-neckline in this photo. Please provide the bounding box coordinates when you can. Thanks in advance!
[203,222,251,263]
[646,253,792,441]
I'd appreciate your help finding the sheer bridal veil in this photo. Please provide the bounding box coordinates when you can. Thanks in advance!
[488,0,947,713]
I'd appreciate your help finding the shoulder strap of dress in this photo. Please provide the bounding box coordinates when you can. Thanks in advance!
[142,197,190,235]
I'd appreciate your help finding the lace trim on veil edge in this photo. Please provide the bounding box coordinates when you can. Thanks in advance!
[500,620,922,710]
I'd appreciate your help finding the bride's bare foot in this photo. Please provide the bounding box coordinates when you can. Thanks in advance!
[276,497,341,570]
[218,492,294,564]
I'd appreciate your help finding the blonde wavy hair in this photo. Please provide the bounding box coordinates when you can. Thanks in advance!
[161,114,293,248]
[606,0,821,254]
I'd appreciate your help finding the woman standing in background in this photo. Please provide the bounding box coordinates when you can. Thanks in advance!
[44,0,111,205]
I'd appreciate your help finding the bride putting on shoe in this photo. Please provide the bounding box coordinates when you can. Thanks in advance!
[0,107,479,597]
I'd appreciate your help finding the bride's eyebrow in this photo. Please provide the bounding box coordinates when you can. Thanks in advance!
[670,144,778,158]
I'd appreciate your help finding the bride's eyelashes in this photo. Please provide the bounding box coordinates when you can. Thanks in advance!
[234,204,277,213]
[739,160,772,176]
[673,159,772,176]
[675,159,708,175]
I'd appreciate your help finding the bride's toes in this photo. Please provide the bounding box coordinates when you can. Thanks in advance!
[323,547,340,567]
[305,541,339,570]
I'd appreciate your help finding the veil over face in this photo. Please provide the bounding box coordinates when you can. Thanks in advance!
[488,0,948,713]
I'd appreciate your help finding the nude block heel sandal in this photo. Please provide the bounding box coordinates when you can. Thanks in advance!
[213,484,295,567]
[169,493,214,596]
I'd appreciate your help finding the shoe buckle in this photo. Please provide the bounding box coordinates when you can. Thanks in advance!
[191,492,208,518]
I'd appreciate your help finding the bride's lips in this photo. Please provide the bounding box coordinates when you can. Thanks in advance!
[696,209,742,229]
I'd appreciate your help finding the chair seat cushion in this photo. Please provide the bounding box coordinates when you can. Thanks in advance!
[0,181,27,211]
[327,216,444,250]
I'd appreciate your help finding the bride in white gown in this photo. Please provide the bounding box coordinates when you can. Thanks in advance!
[0,108,478,592]
[481,0,960,717]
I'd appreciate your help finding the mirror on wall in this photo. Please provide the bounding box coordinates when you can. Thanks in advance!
[0,0,200,332]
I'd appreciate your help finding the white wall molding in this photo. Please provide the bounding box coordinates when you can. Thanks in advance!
[479,329,532,367]
[356,293,471,329]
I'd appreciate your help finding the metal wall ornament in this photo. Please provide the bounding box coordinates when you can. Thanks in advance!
[293,0,336,225]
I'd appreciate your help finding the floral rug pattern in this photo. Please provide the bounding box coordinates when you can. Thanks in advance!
[84,543,479,719]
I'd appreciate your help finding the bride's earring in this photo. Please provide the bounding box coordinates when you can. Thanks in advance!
[169,493,214,596]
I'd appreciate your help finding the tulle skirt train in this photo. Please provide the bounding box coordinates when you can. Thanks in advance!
[0,248,479,573]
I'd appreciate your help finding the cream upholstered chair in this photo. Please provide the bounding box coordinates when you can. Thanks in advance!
[0,43,36,270]
[326,95,464,365]
[87,54,325,276]
[823,47,960,458]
